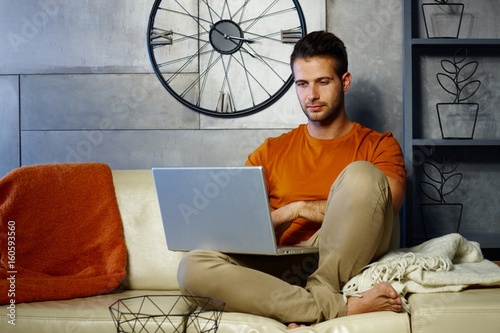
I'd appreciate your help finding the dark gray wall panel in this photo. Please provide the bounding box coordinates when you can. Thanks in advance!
[0,1,152,74]
[329,0,404,143]
[21,129,288,169]
[0,76,20,177]
[21,74,198,130]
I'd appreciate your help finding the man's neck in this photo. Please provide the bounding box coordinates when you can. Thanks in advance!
[307,116,354,140]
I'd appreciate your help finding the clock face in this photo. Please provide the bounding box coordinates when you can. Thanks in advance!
[147,0,306,117]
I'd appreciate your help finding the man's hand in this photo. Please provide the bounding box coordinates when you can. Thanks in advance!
[271,200,326,229]
[271,201,300,229]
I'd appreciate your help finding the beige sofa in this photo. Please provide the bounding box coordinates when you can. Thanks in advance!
[2,169,499,333]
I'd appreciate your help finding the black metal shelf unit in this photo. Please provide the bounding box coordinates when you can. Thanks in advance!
[402,0,500,259]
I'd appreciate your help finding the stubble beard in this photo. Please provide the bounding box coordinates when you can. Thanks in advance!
[303,102,341,125]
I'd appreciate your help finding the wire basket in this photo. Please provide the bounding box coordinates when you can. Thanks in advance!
[109,295,224,333]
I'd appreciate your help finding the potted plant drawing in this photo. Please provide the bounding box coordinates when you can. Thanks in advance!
[422,0,464,39]
[419,152,463,240]
[436,48,481,139]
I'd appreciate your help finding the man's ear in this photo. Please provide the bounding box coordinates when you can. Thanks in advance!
[342,72,352,92]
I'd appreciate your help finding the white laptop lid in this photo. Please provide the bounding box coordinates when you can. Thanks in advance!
[152,166,318,255]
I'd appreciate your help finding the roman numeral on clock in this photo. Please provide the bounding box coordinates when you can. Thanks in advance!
[281,28,303,43]
[150,28,173,46]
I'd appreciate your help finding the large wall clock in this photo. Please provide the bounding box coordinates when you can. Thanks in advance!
[147,0,307,117]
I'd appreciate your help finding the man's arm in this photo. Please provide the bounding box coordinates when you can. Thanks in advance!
[387,176,405,216]
[271,176,405,229]
[271,200,327,229]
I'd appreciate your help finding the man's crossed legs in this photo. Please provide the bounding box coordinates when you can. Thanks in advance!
[177,161,402,324]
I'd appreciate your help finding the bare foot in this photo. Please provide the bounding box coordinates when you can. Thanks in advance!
[347,282,402,315]
[287,323,307,329]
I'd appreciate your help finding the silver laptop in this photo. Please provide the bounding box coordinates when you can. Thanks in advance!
[152,166,319,256]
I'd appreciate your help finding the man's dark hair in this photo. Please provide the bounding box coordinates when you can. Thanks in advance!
[290,30,348,78]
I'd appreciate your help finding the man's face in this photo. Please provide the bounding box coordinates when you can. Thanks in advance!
[292,56,351,123]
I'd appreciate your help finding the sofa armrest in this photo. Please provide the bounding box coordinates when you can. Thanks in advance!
[409,288,500,333]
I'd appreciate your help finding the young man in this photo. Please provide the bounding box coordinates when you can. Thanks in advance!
[177,31,406,325]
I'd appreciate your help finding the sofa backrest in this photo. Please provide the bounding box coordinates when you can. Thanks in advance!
[112,170,184,290]
[111,169,402,291]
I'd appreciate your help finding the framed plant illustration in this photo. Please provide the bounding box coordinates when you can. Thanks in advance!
[436,48,481,139]
[419,151,463,239]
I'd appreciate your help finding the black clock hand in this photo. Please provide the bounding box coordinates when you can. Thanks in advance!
[225,35,258,44]
[211,25,257,44]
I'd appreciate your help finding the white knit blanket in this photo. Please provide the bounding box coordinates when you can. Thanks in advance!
[342,233,500,311]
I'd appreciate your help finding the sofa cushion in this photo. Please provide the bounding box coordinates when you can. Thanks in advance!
[0,290,178,333]
[312,312,410,333]
[112,170,184,290]
[0,289,410,333]
[408,288,500,333]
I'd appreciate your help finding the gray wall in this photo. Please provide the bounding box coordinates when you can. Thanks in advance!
[329,0,403,136]
[0,0,404,177]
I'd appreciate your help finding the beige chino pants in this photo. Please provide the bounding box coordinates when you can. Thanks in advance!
[177,161,394,324]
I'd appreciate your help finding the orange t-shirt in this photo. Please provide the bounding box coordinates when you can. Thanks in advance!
[245,123,406,246]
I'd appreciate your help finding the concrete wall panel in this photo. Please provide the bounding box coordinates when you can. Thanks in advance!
[21,129,288,169]
[21,74,198,130]
[329,0,404,142]
[0,76,20,177]
[0,0,152,74]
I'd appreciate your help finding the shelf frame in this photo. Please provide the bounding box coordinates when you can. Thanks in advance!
[412,38,500,46]
[402,0,500,257]
[413,139,500,146]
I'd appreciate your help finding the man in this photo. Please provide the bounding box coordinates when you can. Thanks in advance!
[177,31,406,326]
